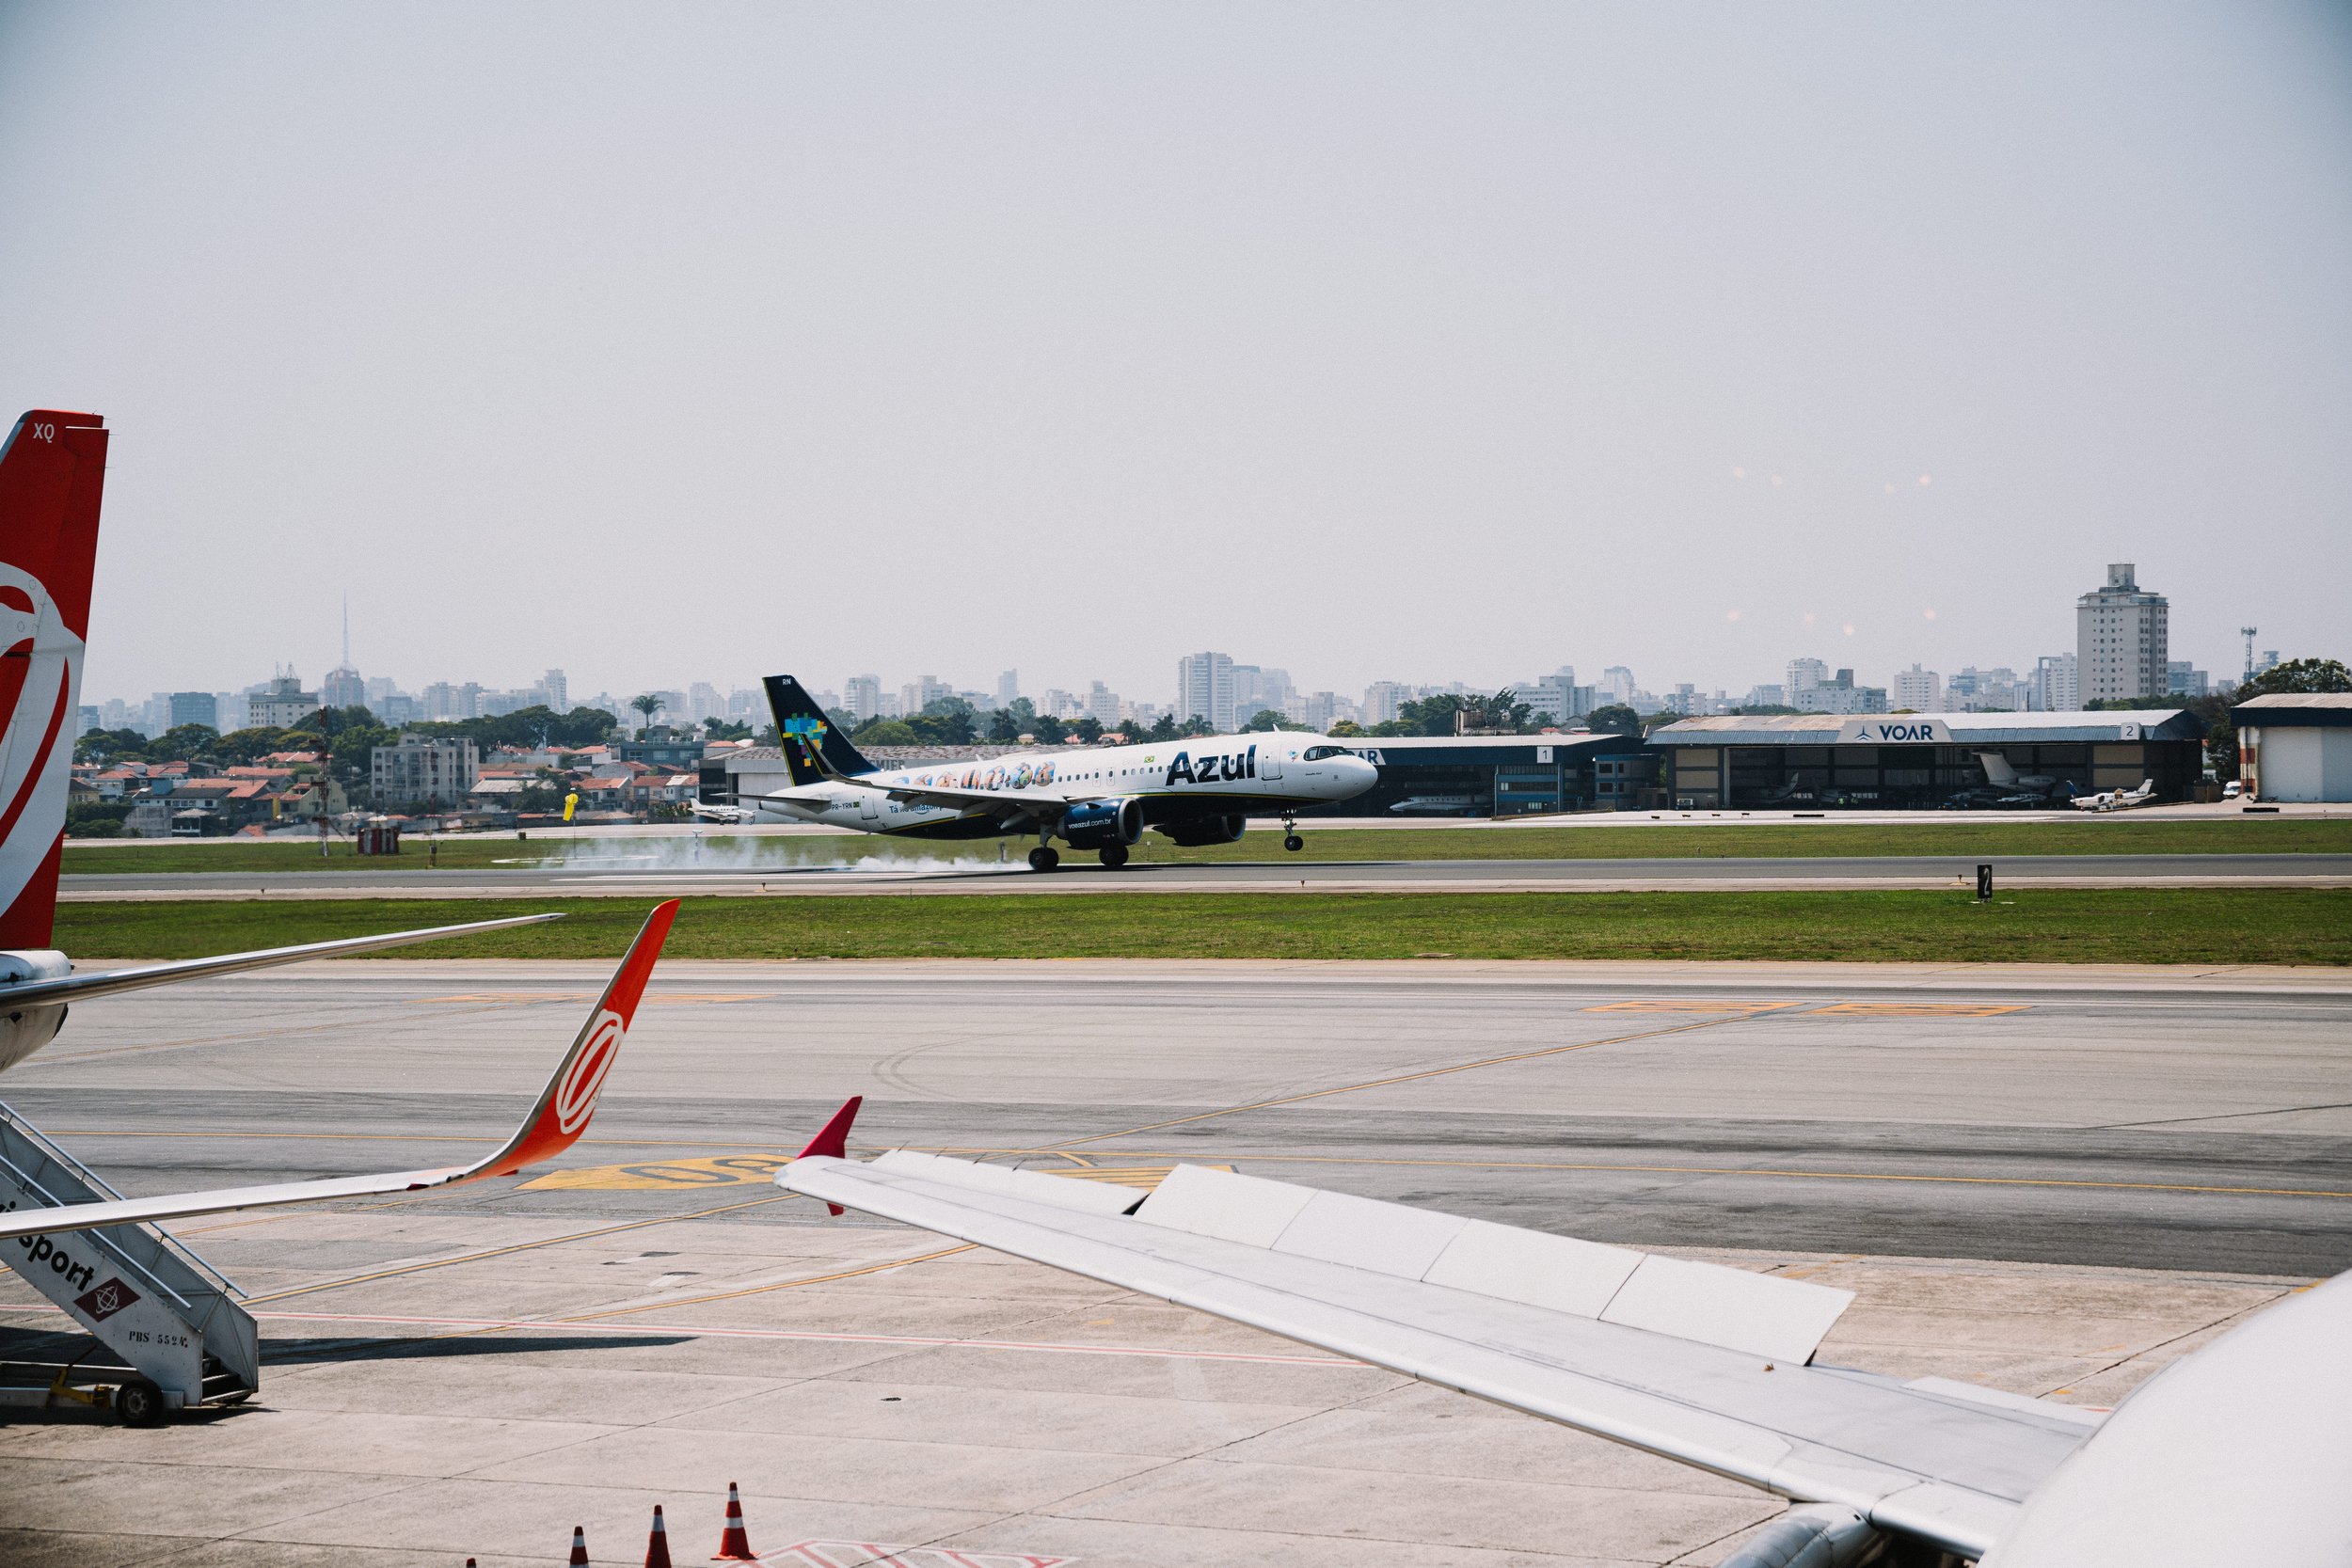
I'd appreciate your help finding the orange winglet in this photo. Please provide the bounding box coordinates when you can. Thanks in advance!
[484,899,680,1176]
[796,1096,863,1212]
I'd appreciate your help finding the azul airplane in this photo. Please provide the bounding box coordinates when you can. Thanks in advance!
[722,675,1377,869]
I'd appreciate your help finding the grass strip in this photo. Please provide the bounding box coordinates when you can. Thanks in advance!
[59,817,2352,876]
[53,888,2352,965]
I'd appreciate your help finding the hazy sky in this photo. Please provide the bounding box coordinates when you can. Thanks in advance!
[5,2,2347,708]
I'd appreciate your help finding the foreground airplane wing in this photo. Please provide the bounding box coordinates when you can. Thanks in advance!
[0,913,564,1008]
[0,900,677,1241]
[782,1137,2105,1560]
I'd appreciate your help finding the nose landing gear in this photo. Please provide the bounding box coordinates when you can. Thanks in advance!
[1281,812,1304,852]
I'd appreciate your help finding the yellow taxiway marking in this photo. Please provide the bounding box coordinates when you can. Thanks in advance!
[1807,1002,2031,1017]
[412,991,768,1006]
[1584,1000,1806,1014]
[522,1154,796,1191]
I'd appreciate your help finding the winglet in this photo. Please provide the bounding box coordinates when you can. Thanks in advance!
[799,1096,863,1160]
[796,1095,863,1212]
[476,899,680,1177]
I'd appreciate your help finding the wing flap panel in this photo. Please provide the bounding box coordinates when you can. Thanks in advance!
[1272,1187,1468,1279]
[1601,1253,1853,1365]
[868,1150,1136,1217]
[1134,1162,1316,1245]
[1422,1217,1644,1318]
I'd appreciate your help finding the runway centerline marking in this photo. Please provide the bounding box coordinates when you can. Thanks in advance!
[1808,1002,2032,1017]
[1584,1000,1806,1014]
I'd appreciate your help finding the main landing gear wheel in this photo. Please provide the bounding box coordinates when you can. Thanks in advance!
[1027,846,1060,872]
[1283,833,1304,852]
[116,1377,165,1427]
[1099,844,1130,868]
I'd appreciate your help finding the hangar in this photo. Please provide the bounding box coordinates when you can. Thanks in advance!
[1646,710,2206,809]
[1309,733,1652,816]
[2235,693,2352,801]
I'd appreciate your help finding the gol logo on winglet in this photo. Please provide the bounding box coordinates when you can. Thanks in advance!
[554,1010,626,1134]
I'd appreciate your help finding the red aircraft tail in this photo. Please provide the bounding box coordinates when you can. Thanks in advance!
[0,411,108,949]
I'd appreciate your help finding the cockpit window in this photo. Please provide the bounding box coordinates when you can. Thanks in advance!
[1302,745,1354,760]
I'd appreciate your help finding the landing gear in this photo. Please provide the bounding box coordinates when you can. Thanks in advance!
[1099,844,1130,868]
[1281,811,1304,853]
[1027,846,1060,872]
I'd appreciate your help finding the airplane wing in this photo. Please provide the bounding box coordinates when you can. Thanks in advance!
[0,913,564,1008]
[0,900,678,1241]
[781,1135,2102,1561]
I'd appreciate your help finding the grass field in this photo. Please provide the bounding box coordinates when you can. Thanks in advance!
[53,888,2352,965]
[59,816,2352,876]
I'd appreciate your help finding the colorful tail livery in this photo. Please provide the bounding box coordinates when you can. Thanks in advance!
[0,900,680,1241]
[0,410,107,948]
[763,674,876,786]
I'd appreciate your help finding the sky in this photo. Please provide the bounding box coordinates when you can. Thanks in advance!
[4,1,2347,710]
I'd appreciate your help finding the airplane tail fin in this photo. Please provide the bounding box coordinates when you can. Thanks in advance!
[762,674,876,785]
[0,411,109,950]
[1978,752,2018,787]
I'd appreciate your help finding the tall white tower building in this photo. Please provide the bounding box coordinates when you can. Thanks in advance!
[1176,652,1236,731]
[2076,563,2169,702]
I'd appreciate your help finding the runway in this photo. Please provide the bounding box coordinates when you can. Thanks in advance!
[8,959,2348,1275]
[56,848,2352,898]
[4,958,2345,1563]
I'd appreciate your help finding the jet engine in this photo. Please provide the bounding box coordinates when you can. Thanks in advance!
[1156,814,1248,847]
[0,950,72,1075]
[1061,798,1144,850]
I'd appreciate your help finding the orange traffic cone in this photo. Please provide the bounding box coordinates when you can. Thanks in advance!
[645,1503,673,1568]
[711,1481,756,1560]
[569,1523,591,1565]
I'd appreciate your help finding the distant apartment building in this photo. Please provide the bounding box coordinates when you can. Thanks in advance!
[1177,651,1237,731]
[844,674,882,723]
[74,705,99,738]
[1743,684,1786,709]
[372,733,481,804]
[2077,562,2169,702]
[1599,666,1636,706]
[898,675,952,718]
[168,691,218,731]
[1523,669,1592,726]
[1232,664,1294,721]
[322,665,365,709]
[688,682,723,722]
[542,669,567,713]
[1892,665,1942,712]
[996,670,1021,708]
[1944,666,2024,712]
[248,675,323,729]
[2167,661,2210,698]
[1085,682,1121,727]
[1794,668,1887,715]
[1362,681,1411,726]
[1786,658,1829,705]
[2028,653,2078,712]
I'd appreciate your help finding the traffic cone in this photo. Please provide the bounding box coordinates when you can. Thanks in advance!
[645,1503,673,1568]
[569,1524,591,1565]
[711,1481,756,1560]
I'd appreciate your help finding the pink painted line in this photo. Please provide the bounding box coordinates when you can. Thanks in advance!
[2,1300,1362,1366]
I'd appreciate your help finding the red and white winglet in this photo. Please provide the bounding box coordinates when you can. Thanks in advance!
[0,900,680,1242]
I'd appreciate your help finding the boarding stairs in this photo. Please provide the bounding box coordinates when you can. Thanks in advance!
[0,1100,258,1418]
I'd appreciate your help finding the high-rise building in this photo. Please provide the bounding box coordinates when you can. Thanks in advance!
[2029,653,2077,712]
[543,669,568,713]
[1361,681,1411,725]
[168,691,218,731]
[322,665,365,709]
[1523,669,1590,725]
[1086,681,1120,726]
[689,682,723,722]
[996,670,1020,708]
[249,674,323,728]
[1231,665,1294,721]
[2167,661,2209,698]
[1176,652,1236,731]
[1893,665,1942,712]
[2077,562,2169,702]
[899,674,951,718]
[1786,658,1828,705]
[1600,667,1636,706]
[843,674,883,723]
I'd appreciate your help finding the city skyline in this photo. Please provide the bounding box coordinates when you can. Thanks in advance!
[6,6,2344,708]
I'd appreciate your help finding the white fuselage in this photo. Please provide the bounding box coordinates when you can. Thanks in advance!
[748,733,1376,836]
